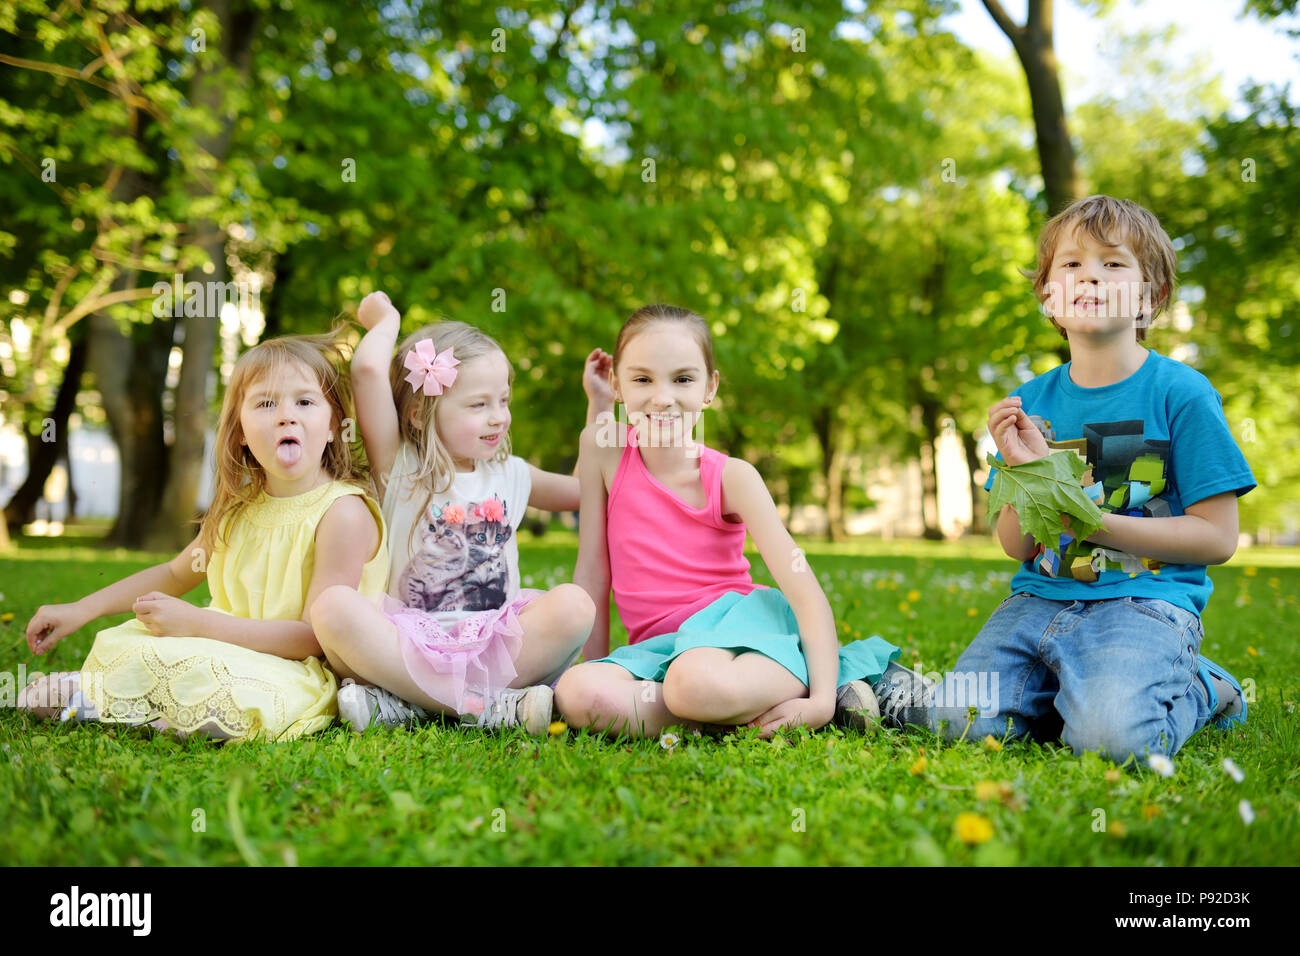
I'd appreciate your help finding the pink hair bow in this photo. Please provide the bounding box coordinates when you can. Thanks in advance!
[403,340,461,396]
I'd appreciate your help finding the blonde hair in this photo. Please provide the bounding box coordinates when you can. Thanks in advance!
[198,332,366,556]
[390,321,513,553]
[1029,195,1178,343]
[613,304,716,377]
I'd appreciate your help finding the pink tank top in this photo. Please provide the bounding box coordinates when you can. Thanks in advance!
[606,425,764,644]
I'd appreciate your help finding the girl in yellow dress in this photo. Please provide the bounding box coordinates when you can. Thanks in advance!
[18,334,388,741]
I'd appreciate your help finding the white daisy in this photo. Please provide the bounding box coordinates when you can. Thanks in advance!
[1147,754,1175,778]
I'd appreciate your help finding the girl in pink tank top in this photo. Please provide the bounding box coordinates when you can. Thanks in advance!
[556,305,899,738]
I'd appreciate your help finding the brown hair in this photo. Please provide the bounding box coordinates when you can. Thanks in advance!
[613,304,716,377]
[390,321,513,554]
[198,331,365,555]
[1029,195,1178,343]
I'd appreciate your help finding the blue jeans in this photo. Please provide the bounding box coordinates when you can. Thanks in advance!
[925,593,1213,762]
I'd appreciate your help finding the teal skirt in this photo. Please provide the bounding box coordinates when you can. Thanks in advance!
[595,589,899,686]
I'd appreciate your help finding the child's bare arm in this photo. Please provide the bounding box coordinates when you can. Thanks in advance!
[528,349,618,513]
[26,536,207,655]
[528,466,580,513]
[996,504,1038,563]
[1078,492,1239,565]
[134,497,381,660]
[573,423,612,661]
[352,292,403,482]
[722,458,837,732]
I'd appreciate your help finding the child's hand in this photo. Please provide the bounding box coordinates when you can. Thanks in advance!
[357,291,400,331]
[582,348,615,410]
[133,593,204,638]
[746,695,835,738]
[26,602,89,656]
[988,397,1050,466]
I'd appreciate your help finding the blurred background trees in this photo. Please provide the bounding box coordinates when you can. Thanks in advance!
[2,0,1296,547]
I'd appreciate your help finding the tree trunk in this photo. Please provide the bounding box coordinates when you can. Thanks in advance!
[917,396,943,540]
[4,330,88,531]
[88,310,173,548]
[148,0,259,551]
[962,428,989,535]
[812,403,845,542]
[982,0,1081,215]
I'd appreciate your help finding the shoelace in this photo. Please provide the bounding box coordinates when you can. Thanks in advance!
[872,670,928,724]
[476,688,525,730]
[365,685,425,726]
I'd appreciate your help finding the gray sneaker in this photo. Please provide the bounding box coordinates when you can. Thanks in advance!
[871,661,935,730]
[337,679,429,732]
[834,680,880,730]
[462,685,553,736]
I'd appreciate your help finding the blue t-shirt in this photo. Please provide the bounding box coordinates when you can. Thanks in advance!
[985,350,1255,616]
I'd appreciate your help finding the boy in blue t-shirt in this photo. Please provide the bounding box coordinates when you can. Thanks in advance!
[904,195,1255,764]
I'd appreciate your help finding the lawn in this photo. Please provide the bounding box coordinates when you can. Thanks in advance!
[2,529,1296,866]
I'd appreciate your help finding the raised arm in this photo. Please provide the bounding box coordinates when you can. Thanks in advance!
[988,395,1050,563]
[26,535,208,655]
[573,422,612,661]
[721,458,837,732]
[352,291,403,483]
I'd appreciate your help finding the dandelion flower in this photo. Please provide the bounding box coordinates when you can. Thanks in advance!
[907,589,921,603]
[954,812,994,845]
[967,607,978,617]
[1147,754,1175,777]
[1108,821,1127,838]
[974,780,1000,802]
[1243,566,1257,577]
[547,721,567,737]
[1222,758,1244,783]
[909,755,928,775]
[1246,646,1258,657]
[1104,769,1122,784]
[0,612,13,624]
[982,734,1003,752]
[1238,800,1255,825]
[1142,804,1162,820]
[659,732,680,751]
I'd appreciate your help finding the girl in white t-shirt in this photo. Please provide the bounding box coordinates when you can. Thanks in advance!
[312,292,612,734]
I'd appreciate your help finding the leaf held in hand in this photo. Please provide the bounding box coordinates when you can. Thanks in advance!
[986,452,1105,554]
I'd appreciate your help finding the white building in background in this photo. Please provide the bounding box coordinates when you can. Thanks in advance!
[0,423,215,523]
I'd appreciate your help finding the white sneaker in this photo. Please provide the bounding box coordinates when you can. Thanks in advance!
[833,680,881,730]
[462,685,553,736]
[337,679,429,732]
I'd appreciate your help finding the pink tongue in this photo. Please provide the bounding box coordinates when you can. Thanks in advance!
[276,442,302,466]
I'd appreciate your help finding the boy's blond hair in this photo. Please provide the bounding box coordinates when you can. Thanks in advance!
[1030,195,1178,343]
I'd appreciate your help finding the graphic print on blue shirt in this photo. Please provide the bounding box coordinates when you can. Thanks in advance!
[1029,416,1173,579]
[399,495,513,612]
[985,352,1256,615]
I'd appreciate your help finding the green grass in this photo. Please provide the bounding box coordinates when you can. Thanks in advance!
[2,531,1297,866]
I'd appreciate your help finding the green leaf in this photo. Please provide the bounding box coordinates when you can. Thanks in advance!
[985,452,1106,555]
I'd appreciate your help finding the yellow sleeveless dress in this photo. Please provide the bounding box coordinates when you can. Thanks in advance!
[81,481,389,741]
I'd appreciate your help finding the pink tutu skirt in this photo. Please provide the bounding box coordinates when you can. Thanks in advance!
[382,589,543,715]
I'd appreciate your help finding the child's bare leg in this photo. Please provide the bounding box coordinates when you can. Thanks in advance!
[555,661,688,737]
[16,671,81,721]
[663,648,808,725]
[310,585,456,716]
[510,583,594,687]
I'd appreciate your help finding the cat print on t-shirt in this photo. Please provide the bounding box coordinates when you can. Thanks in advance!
[399,496,513,612]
